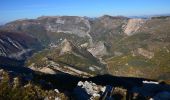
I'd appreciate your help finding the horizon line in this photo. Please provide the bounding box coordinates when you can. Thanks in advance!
[1,13,170,25]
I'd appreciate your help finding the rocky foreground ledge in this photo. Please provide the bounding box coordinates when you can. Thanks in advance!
[1,67,170,100]
[73,80,170,100]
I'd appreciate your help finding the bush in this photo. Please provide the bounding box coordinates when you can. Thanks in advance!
[0,70,68,100]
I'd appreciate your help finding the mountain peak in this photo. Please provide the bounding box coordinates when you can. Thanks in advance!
[60,39,73,55]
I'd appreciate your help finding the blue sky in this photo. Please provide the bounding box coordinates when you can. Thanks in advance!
[0,0,170,24]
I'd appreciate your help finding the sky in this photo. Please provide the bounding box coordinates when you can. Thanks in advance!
[0,0,170,24]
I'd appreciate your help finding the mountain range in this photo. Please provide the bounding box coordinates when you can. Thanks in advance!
[1,15,170,99]
[1,15,170,80]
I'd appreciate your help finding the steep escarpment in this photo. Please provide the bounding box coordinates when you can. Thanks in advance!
[26,39,107,76]
[124,18,146,36]
[0,30,42,60]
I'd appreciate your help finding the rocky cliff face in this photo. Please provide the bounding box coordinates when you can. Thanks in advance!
[59,39,73,55]
[124,19,146,36]
[88,41,108,57]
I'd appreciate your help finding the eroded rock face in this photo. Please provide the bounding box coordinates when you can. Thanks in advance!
[124,19,146,36]
[0,31,41,60]
[88,41,108,57]
[38,16,91,38]
[60,39,73,55]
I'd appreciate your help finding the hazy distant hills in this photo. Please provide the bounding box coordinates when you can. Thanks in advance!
[0,15,170,80]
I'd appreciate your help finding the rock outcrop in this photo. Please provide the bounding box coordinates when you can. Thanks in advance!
[59,39,73,55]
[137,48,154,59]
[88,41,108,57]
[73,81,107,99]
[124,19,145,36]
[39,67,56,74]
